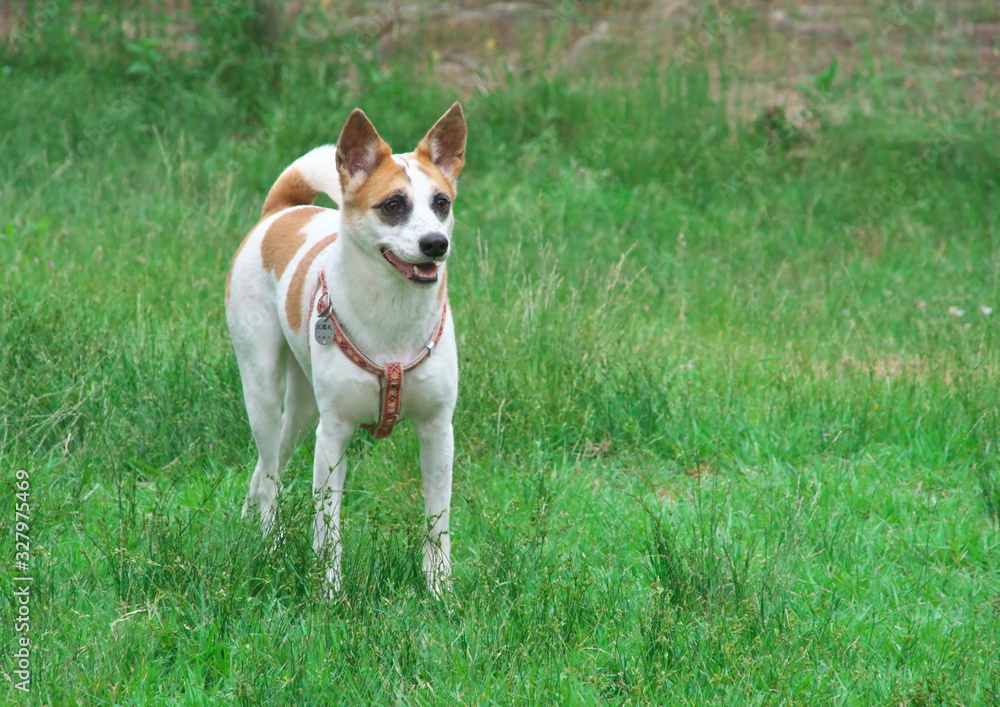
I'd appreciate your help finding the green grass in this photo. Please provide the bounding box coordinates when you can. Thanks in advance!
[1,4,999,704]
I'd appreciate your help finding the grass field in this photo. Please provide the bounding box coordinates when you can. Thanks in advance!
[1,2,999,704]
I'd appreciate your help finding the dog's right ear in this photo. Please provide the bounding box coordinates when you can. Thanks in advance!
[335,109,392,188]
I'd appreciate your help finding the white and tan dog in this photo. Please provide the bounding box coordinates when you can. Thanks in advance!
[225,104,466,594]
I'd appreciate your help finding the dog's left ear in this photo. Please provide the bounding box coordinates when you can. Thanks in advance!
[416,102,467,182]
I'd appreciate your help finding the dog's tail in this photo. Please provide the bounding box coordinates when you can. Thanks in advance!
[260,145,343,219]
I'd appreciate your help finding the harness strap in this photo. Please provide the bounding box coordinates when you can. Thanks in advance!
[363,362,403,438]
[310,267,448,439]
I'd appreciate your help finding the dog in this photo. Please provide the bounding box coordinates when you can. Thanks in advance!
[225,104,466,594]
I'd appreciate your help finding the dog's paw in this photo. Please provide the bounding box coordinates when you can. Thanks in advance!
[424,570,454,599]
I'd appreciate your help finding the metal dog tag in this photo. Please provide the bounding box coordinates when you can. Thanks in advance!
[315,318,335,346]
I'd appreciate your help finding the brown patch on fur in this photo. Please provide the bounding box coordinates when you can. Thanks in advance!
[342,156,410,211]
[261,166,318,219]
[285,234,337,332]
[261,207,323,278]
[412,150,457,201]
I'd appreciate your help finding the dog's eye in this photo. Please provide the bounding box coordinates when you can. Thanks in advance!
[382,199,402,214]
[433,196,450,214]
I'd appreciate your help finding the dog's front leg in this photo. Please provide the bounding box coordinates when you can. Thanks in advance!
[416,416,455,596]
[312,417,354,593]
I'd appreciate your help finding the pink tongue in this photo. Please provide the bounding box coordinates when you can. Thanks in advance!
[416,262,438,276]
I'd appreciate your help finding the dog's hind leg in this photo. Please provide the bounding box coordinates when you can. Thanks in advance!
[276,361,319,473]
[230,305,290,535]
[237,350,317,538]
[248,359,318,537]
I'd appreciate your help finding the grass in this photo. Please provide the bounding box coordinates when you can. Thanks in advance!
[1,2,999,704]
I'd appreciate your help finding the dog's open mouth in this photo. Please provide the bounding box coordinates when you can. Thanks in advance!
[381,248,439,284]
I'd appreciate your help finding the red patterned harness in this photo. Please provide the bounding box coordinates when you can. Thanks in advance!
[310,267,448,439]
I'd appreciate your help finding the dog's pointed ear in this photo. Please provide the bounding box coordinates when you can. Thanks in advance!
[416,102,467,182]
[336,108,392,186]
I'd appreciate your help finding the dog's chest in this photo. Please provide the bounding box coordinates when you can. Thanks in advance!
[309,345,454,430]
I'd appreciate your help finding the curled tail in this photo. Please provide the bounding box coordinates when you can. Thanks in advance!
[260,145,343,219]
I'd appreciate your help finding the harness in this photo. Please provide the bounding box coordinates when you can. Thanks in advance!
[310,267,448,439]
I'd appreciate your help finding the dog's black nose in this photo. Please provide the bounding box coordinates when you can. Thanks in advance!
[419,233,449,259]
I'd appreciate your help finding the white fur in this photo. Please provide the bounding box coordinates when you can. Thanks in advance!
[226,122,461,596]
[291,144,344,206]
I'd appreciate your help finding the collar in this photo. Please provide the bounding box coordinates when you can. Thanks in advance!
[311,267,448,438]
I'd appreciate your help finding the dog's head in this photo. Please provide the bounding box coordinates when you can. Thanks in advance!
[335,104,466,286]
